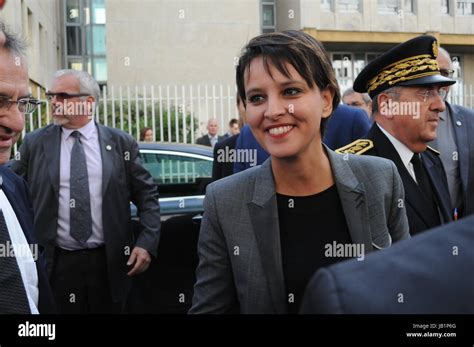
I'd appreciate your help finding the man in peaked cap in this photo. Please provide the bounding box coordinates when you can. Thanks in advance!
[336,35,455,235]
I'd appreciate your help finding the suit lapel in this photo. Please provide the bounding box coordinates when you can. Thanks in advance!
[326,147,372,250]
[247,160,286,314]
[368,125,434,228]
[96,124,114,196]
[41,126,61,197]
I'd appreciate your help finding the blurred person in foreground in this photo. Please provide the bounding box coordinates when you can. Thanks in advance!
[0,21,55,314]
[301,214,474,314]
[190,30,409,314]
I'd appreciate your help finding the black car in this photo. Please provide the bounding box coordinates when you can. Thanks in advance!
[128,143,213,314]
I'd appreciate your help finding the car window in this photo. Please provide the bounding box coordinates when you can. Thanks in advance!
[141,151,212,197]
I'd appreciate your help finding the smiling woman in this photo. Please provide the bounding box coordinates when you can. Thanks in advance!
[190,31,411,314]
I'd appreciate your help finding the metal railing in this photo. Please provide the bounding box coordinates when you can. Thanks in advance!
[17,83,474,152]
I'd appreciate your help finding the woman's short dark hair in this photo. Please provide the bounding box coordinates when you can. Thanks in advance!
[236,30,340,137]
[140,127,152,141]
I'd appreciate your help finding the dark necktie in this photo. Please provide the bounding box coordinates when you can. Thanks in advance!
[411,153,434,201]
[0,209,31,314]
[70,131,93,244]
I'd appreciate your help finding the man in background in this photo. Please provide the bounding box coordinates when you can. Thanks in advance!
[429,47,474,218]
[12,69,161,313]
[222,118,240,139]
[196,118,223,148]
[342,87,372,119]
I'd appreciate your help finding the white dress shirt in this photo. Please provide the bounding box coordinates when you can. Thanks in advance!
[377,124,418,183]
[57,120,104,250]
[0,190,39,314]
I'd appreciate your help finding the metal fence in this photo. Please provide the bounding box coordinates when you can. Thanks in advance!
[21,84,241,145]
[17,83,474,151]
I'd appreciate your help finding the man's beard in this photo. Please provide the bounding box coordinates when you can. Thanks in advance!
[53,116,70,126]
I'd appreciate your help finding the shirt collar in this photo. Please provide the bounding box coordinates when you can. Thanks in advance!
[377,123,414,168]
[62,120,96,140]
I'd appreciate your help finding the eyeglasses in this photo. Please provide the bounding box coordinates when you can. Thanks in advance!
[440,69,455,78]
[388,89,448,103]
[45,92,90,102]
[0,97,41,114]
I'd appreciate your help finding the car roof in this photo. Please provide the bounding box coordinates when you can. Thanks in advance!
[138,142,213,157]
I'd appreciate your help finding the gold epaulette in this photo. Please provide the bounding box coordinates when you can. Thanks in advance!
[335,139,374,155]
[426,146,440,155]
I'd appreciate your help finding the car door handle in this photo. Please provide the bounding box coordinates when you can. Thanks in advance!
[192,214,203,224]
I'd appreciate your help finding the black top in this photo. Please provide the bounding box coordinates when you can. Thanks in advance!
[277,185,352,314]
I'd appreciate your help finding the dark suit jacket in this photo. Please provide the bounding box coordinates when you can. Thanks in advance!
[0,166,56,313]
[212,134,239,182]
[361,124,452,235]
[11,123,161,304]
[447,103,474,217]
[196,134,224,147]
[323,104,371,150]
[301,215,474,314]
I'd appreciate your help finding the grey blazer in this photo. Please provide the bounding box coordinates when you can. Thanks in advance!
[11,123,161,304]
[190,147,410,314]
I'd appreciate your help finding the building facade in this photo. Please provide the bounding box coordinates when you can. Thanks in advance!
[0,0,63,95]
[274,0,474,102]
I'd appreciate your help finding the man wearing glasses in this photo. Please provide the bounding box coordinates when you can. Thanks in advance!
[428,47,474,219]
[0,22,55,314]
[12,69,161,313]
[336,35,455,236]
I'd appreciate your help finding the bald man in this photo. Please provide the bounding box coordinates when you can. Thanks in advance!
[196,118,224,148]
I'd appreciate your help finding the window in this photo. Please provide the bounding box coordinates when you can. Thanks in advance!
[141,152,213,197]
[337,0,360,12]
[65,0,107,82]
[261,1,276,33]
[92,0,106,24]
[86,25,106,55]
[66,26,82,55]
[441,0,449,14]
[321,0,333,11]
[378,0,399,13]
[457,0,474,15]
[330,52,383,91]
[93,57,107,81]
[404,0,414,13]
[66,0,80,23]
